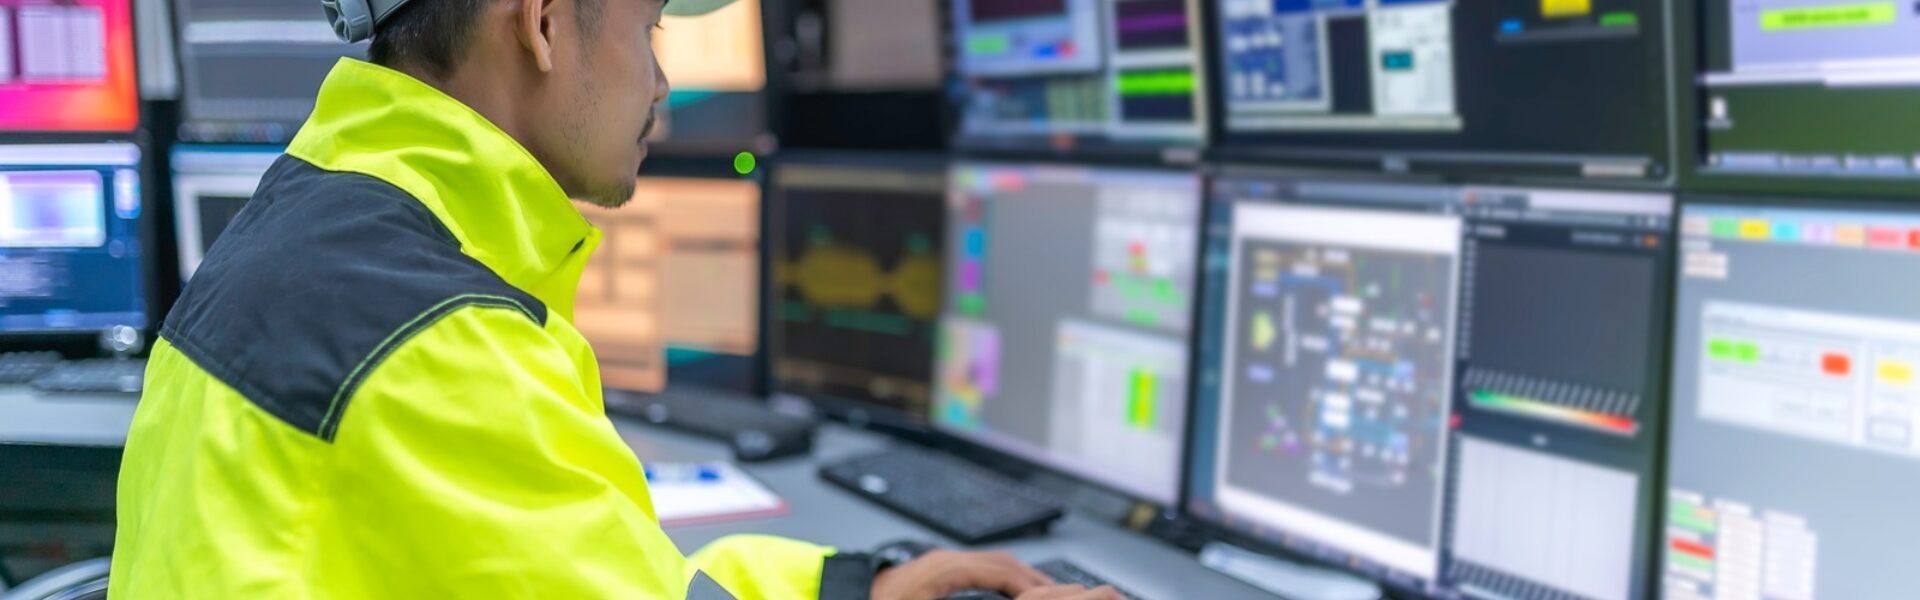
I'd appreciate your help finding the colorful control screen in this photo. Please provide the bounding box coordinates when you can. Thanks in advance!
[0,0,139,132]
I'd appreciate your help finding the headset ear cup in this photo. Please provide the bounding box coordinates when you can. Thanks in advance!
[322,0,375,43]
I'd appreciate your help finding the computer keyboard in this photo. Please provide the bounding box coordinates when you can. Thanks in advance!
[30,359,146,394]
[1035,560,1142,599]
[819,448,1065,545]
[0,351,64,385]
[941,560,1144,600]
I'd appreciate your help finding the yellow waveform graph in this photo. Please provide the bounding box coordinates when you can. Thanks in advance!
[780,242,943,321]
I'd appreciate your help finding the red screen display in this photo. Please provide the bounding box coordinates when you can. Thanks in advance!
[0,0,139,132]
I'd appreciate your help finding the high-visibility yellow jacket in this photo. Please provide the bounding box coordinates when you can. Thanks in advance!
[110,59,874,599]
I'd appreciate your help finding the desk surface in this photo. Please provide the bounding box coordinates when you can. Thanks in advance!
[0,389,1274,598]
[0,389,137,448]
[619,421,1277,600]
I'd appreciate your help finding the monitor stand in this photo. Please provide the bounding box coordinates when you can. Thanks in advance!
[1198,542,1382,600]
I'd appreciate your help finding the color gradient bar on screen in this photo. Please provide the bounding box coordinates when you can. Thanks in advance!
[1115,69,1196,97]
[1127,370,1157,430]
[1467,390,1639,436]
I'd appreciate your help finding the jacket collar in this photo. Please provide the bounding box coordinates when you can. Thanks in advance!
[286,58,599,321]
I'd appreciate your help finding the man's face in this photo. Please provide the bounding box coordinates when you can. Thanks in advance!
[542,0,669,207]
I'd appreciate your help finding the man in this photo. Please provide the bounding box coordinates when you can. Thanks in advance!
[108,0,1125,598]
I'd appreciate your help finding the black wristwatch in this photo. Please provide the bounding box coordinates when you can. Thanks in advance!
[872,539,938,572]
[821,540,940,600]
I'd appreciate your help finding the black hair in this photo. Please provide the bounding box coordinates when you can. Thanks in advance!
[368,0,608,78]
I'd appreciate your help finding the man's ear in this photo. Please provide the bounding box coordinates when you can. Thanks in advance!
[517,0,557,72]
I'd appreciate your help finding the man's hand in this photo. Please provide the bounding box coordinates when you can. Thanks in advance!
[1016,584,1129,600]
[869,549,1054,600]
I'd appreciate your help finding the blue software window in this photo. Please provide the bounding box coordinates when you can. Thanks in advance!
[0,143,146,333]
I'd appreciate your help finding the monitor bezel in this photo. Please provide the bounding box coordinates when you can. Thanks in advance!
[168,144,282,285]
[944,0,1216,162]
[0,140,161,353]
[1198,0,1693,188]
[1658,190,1920,600]
[763,149,953,438]
[167,0,367,145]
[926,156,1212,519]
[1180,163,1680,600]
[1676,0,1920,199]
[0,0,143,136]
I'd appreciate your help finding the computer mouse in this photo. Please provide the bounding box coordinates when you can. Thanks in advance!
[732,429,776,461]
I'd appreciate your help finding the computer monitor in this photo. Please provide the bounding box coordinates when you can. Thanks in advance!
[0,0,139,133]
[813,0,944,91]
[777,0,947,150]
[768,154,946,428]
[575,198,665,393]
[0,143,146,334]
[1186,171,1673,599]
[575,176,761,392]
[1695,0,1920,187]
[935,162,1201,505]
[949,0,1210,152]
[170,145,279,281]
[650,0,772,156]
[173,0,366,143]
[1211,0,1676,180]
[1665,197,1920,599]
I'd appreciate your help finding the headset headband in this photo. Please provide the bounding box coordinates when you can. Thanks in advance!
[322,0,742,44]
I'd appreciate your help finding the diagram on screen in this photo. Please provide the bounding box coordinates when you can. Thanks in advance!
[1218,0,1461,130]
[1220,234,1456,546]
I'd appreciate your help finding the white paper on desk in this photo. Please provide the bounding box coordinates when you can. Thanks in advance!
[647,461,789,527]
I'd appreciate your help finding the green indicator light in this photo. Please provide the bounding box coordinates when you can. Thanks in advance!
[1115,69,1197,97]
[1707,338,1735,360]
[1599,11,1639,26]
[733,152,757,175]
[967,33,1012,55]
[1735,342,1761,364]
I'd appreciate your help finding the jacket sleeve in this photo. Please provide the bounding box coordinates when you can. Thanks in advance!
[689,534,878,600]
[314,305,875,599]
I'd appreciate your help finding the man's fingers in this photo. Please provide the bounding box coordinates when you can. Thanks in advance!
[981,551,1054,592]
[951,552,1053,594]
[1015,584,1090,600]
[1077,585,1127,600]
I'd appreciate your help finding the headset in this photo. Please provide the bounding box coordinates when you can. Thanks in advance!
[324,0,740,44]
